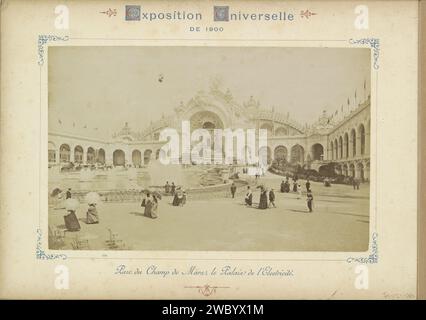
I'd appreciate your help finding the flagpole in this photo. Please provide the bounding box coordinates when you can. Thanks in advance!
[354,89,357,108]
[364,79,367,103]
[347,97,350,114]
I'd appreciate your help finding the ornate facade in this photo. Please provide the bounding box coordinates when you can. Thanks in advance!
[48,85,371,180]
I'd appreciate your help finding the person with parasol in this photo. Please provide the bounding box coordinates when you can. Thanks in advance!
[151,191,162,218]
[141,189,161,218]
[172,187,182,206]
[180,190,186,207]
[86,203,99,224]
[50,187,63,208]
[51,187,62,198]
[141,191,153,218]
[85,192,100,224]
[64,198,81,231]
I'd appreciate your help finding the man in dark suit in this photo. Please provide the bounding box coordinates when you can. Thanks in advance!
[230,183,237,198]
[269,189,276,208]
[305,179,311,192]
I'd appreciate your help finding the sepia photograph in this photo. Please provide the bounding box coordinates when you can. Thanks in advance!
[47,46,371,252]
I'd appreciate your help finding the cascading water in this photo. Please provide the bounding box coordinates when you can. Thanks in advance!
[146,159,187,187]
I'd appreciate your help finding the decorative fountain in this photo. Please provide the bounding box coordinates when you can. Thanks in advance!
[145,159,187,188]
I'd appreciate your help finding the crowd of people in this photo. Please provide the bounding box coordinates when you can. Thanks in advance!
[163,177,317,215]
[140,192,159,219]
[58,171,363,231]
[164,181,187,207]
[59,180,187,231]
[61,188,100,232]
[139,181,189,219]
[240,177,315,213]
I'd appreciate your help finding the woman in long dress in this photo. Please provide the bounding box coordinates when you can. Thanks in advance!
[245,186,253,206]
[297,184,302,199]
[142,193,153,218]
[280,180,285,193]
[150,195,158,219]
[180,191,187,207]
[64,210,81,231]
[258,187,268,209]
[172,192,181,206]
[293,181,298,192]
[284,179,290,193]
[86,203,99,224]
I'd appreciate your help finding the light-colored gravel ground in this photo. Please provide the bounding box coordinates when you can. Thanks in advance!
[49,176,369,252]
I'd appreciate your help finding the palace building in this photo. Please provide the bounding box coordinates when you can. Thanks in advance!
[48,86,371,180]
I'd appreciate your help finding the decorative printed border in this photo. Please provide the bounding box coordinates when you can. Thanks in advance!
[346,232,378,264]
[300,9,317,19]
[100,8,117,17]
[184,284,230,297]
[349,38,380,70]
[38,35,69,66]
[37,36,378,264]
[347,38,379,264]
[37,34,70,261]
[36,229,68,260]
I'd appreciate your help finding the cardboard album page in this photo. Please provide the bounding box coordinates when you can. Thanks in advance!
[0,0,421,299]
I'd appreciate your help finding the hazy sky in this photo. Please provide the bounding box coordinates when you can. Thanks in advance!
[48,46,370,139]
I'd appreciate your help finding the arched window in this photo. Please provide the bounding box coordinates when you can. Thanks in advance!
[74,145,83,163]
[357,162,365,181]
[343,164,348,176]
[259,146,272,166]
[97,149,105,164]
[48,142,56,163]
[344,133,349,158]
[59,144,70,162]
[274,127,288,136]
[87,147,95,164]
[260,123,273,136]
[144,149,152,165]
[351,129,357,157]
[334,139,338,159]
[359,124,366,155]
[132,150,142,166]
[290,145,304,164]
[202,121,216,129]
[311,143,324,161]
[274,145,288,162]
[113,149,125,166]
[349,163,355,177]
